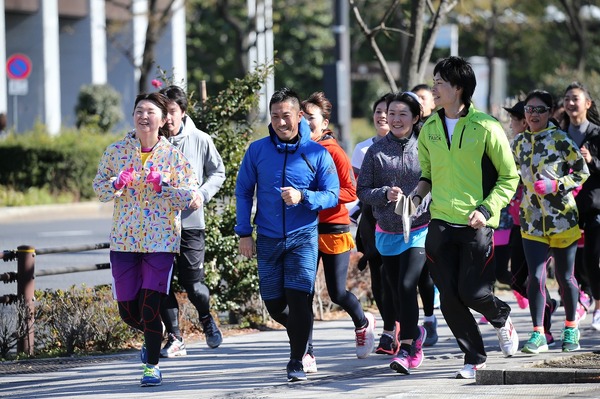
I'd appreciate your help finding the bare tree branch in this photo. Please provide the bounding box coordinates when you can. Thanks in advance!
[558,0,587,73]
[348,0,404,91]
[139,0,178,92]
[350,0,456,91]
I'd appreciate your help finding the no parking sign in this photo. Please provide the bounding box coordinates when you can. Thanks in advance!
[7,54,32,96]
[7,53,32,80]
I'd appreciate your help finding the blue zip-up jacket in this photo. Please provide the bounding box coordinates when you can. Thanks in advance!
[235,118,340,238]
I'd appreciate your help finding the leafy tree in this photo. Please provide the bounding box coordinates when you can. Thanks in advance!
[458,1,600,99]
[75,84,124,133]
[556,0,599,74]
[186,0,334,98]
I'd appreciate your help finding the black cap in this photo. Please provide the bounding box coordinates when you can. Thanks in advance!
[503,101,525,119]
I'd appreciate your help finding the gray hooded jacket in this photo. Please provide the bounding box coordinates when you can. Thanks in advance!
[168,116,226,229]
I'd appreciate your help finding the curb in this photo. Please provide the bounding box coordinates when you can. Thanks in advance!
[478,367,600,385]
[0,201,112,222]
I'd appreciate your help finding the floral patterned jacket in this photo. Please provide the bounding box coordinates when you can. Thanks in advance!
[512,124,589,237]
[93,132,199,253]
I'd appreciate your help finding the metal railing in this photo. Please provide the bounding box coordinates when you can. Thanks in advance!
[1,242,110,355]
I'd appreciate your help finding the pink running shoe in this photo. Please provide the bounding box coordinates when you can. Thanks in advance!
[408,325,427,369]
[390,349,411,374]
[478,315,489,325]
[513,291,529,309]
[576,302,587,323]
[579,290,592,311]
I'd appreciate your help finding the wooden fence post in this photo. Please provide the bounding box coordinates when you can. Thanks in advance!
[17,245,35,356]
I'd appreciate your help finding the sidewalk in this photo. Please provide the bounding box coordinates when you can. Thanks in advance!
[1,291,599,398]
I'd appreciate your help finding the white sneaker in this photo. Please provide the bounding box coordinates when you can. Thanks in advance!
[160,333,187,358]
[592,310,600,331]
[355,312,376,359]
[495,316,519,357]
[302,353,318,373]
[455,363,486,379]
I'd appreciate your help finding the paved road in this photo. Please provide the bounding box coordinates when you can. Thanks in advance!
[1,203,600,398]
[0,202,113,296]
[0,290,599,398]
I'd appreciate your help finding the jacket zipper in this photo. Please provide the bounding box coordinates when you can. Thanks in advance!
[281,151,289,238]
[528,134,547,234]
[458,125,466,149]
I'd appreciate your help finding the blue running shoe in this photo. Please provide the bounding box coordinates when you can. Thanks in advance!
[201,315,223,349]
[423,316,438,347]
[140,365,162,387]
[286,359,307,382]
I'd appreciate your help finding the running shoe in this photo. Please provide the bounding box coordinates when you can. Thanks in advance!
[575,303,587,323]
[521,331,548,354]
[408,325,427,369]
[140,342,147,364]
[561,327,580,352]
[478,315,489,325]
[160,333,187,358]
[495,316,519,357]
[455,363,486,379]
[355,312,376,359]
[513,290,529,309]
[286,359,307,382]
[302,352,318,373]
[140,365,162,387]
[545,332,556,347]
[375,333,398,355]
[592,310,600,331]
[201,315,223,349]
[579,290,592,311]
[423,316,438,347]
[389,349,411,374]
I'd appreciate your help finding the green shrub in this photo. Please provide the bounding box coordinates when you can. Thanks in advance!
[0,127,119,202]
[75,84,124,133]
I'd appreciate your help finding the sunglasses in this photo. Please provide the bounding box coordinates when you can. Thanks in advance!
[524,105,550,114]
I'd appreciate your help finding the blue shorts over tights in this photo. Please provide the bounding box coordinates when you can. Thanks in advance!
[256,226,318,300]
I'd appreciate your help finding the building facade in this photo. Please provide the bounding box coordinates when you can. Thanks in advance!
[1,0,187,134]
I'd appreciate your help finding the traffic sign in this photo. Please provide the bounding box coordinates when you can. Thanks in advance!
[9,79,28,96]
[6,53,32,80]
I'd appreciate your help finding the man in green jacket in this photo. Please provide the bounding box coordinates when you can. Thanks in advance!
[411,56,519,379]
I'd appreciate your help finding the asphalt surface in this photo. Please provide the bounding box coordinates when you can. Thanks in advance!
[0,203,599,398]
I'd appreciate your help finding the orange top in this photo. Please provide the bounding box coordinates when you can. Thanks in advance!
[317,134,357,225]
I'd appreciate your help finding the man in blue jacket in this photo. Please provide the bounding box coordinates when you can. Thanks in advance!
[235,87,340,382]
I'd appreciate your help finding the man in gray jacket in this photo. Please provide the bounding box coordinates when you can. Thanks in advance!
[159,85,226,356]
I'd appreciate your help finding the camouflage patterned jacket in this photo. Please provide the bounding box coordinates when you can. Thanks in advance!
[512,124,589,237]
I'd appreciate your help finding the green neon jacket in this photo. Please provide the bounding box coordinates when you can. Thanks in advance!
[417,104,518,228]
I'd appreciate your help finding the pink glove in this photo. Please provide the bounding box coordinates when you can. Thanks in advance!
[146,167,162,193]
[533,179,557,195]
[113,168,135,190]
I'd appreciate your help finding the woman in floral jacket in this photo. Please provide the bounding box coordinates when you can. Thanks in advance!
[93,92,199,387]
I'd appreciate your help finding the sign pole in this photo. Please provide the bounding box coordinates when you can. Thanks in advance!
[12,95,17,132]
[6,54,32,132]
